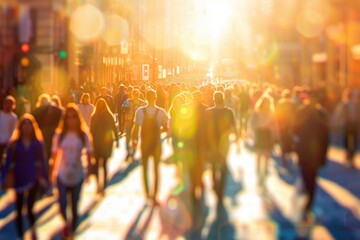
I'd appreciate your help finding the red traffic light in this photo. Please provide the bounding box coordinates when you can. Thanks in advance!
[21,43,30,53]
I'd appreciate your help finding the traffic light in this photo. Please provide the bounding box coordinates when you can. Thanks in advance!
[58,49,67,59]
[20,43,30,53]
[19,43,31,67]
[20,57,30,67]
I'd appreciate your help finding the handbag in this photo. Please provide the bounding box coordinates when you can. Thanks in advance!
[2,142,17,189]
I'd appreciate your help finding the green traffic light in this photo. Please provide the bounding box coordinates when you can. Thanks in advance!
[59,50,67,59]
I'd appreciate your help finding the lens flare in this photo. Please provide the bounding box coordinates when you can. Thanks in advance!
[297,9,324,38]
[70,4,104,42]
[102,14,129,46]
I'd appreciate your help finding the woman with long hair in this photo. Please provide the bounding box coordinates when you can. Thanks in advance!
[249,95,277,189]
[50,103,93,237]
[78,93,94,127]
[1,114,49,238]
[90,99,118,194]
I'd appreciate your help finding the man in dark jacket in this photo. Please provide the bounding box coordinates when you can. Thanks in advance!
[206,91,238,205]
[32,94,62,167]
[293,91,329,222]
[95,87,115,113]
[178,91,208,228]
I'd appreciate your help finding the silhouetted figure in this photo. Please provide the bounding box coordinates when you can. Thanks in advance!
[115,85,126,133]
[334,88,360,167]
[32,94,62,166]
[178,91,208,228]
[275,90,296,168]
[95,87,115,114]
[293,92,329,222]
[91,99,118,193]
[206,91,237,204]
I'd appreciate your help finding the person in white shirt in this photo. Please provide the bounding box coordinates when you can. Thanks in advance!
[50,104,93,237]
[0,96,18,169]
[78,93,94,127]
[132,90,168,204]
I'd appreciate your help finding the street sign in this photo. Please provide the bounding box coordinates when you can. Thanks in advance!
[142,64,150,81]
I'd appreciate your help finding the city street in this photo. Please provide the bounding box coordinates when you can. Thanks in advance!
[1,136,360,240]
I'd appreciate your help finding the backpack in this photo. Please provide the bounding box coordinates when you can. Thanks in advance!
[141,108,160,154]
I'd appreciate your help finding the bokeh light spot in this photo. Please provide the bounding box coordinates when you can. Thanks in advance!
[102,14,129,46]
[297,9,324,38]
[168,198,178,210]
[177,142,184,149]
[70,4,104,42]
[20,57,30,67]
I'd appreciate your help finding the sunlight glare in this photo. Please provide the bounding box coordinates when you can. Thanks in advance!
[102,14,129,46]
[297,9,324,38]
[70,4,104,42]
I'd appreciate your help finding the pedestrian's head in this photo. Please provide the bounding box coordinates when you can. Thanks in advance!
[3,95,16,112]
[213,91,224,106]
[170,94,185,114]
[192,91,202,102]
[58,103,88,135]
[119,84,125,92]
[224,88,232,99]
[36,94,50,108]
[51,95,63,108]
[80,93,91,104]
[94,98,111,115]
[100,87,107,96]
[132,89,140,99]
[11,113,43,142]
[127,86,133,94]
[146,89,157,102]
[281,89,291,99]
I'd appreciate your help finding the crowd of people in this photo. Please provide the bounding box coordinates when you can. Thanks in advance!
[0,80,358,238]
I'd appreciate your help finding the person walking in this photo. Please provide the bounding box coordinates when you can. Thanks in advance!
[115,85,127,134]
[0,96,17,169]
[50,104,93,237]
[293,91,329,223]
[249,95,277,188]
[78,93,94,128]
[334,89,360,168]
[122,89,146,161]
[1,114,49,238]
[178,90,208,228]
[32,94,62,167]
[91,99,118,193]
[275,90,296,168]
[131,90,168,204]
[95,87,115,114]
[206,91,238,205]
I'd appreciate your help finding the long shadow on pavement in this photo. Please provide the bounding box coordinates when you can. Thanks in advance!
[106,161,140,187]
[0,194,57,239]
[207,202,236,240]
[224,166,243,206]
[124,204,155,240]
